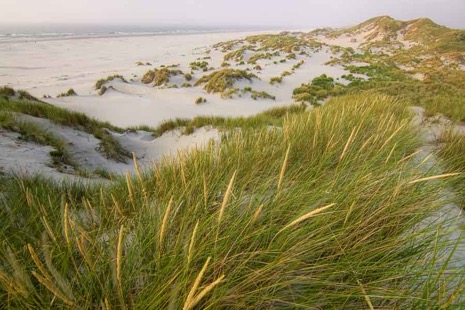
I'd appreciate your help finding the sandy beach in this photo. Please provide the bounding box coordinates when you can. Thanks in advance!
[0,29,354,128]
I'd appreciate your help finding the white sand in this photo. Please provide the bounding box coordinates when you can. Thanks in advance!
[1,30,351,128]
[0,30,356,178]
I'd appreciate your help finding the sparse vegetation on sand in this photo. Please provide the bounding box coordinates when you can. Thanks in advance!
[292,60,305,70]
[247,52,273,64]
[189,61,209,71]
[136,61,152,66]
[194,69,258,94]
[184,73,193,81]
[0,95,129,162]
[141,68,183,86]
[195,96,207,104]
[0,112,76,169]
[98,85,115,96]
[57,88,77,98]
[0,94,462,308]
[269,76,282,85]
[95,75,127,90]
[242,87,276,100]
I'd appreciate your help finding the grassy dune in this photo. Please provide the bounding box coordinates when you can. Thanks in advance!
[0,97,129,162]
[1,94,463,308]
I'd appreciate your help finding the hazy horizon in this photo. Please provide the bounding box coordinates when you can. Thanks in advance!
[1,0,465,30]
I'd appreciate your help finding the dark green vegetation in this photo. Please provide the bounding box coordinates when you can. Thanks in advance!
[141,68,183,86]
[1,94,463,308]
[194,69,257,95]
[0,96,129,162]
[293,74,344,105]
[95,75,127,90]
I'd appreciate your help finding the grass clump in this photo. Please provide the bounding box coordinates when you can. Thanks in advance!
[98,85,116,96]
[190,61,209,71]
[242,87,276,100]
[0,94,461,308]
[194,69,258,94]
[184,73,193,81]
[247,52,273,64]
[270,76,282,85]
[292,60,305,70]
[95,75,127,90]
[57,89,77,98]
[141,68,183,86]
[195,97,207,104]
[293,74,342,105]
[0,86,15,97]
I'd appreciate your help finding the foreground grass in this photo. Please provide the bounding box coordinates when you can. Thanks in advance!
[1,93,463,308]
[437,129,465,209]
[0,97,130,162]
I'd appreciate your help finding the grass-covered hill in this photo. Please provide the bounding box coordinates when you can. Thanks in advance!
[1,16,465,308]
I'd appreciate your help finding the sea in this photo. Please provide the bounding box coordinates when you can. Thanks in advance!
[0,23,275,44]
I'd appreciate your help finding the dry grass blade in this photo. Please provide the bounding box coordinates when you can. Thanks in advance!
[32,271,74,306]
[408,173,460,184]
[339,127,356,161]
[63,203,71,245]
[278,203,337,234]
[27,244,50,280]
[116,225,126,309]
[160,197,174,250]
[183,257,211,310]
[188,221,200,266]
[184,275,226,310]
[357,279,374,310]
[218,171,237,225]
[252,204,264,224]
[277,145,291,195]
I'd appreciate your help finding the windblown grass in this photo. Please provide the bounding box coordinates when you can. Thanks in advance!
[437,129,465,208]
[154,104,305,136]
[1,94,462,308]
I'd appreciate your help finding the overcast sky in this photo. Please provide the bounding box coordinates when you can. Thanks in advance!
[1,0,464,29]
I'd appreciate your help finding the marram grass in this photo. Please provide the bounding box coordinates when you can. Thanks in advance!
[0,94,463,308]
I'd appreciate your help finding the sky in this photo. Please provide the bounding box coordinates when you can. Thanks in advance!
[1,0,464,29]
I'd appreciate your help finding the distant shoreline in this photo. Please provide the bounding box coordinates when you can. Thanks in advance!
[0,28,289,45]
